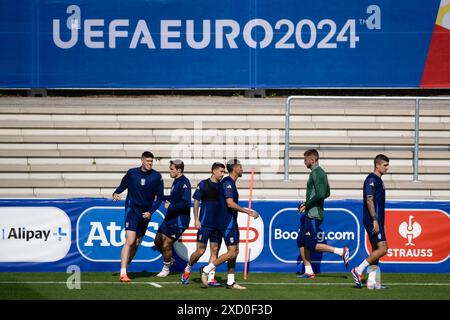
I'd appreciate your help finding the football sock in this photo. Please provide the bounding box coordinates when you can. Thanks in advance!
[334,248,344,256]
[163,261,171,271]
[185,264,192,273]
[120,268,127,276]
[227,273,235,286]
[356,259,370,274]
[203,262,216,274]
[368,268,377,283]
[208,270,215,282]
[305,265,314,274]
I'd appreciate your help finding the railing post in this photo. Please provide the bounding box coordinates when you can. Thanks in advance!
[284,97,291,181]
[413,98,420,182]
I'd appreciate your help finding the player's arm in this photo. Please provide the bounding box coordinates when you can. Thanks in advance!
[193,199,201,228]
[225,198,259,219]
[112,171,129,201]
[192,181,203,228]
[149,175,164,214]
[366,195,380,234]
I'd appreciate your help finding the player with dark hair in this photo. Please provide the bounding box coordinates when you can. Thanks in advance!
[200,159,259,289]
[351,154,390,289]
[181,162,226,287]
[154,159,192,277]
[297,149,350,278]
[113,151,164,282]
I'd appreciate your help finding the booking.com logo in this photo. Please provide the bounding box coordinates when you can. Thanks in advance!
[76,206,165,262]
[269,208,360,264]
[273,229,355,242]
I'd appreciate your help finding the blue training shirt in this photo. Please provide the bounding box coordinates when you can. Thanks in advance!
[363,172,386,227]
[165,175,191,220]
[114,167,164,216]
[192,178,221,228]
[217,176,239,230]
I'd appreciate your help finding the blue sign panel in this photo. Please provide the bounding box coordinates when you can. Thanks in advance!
[0,0,445,88]
[0,198,449,274]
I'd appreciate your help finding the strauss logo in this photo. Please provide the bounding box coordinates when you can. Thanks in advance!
[398,215,422,246]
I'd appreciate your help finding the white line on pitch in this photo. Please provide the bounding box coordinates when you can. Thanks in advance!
[148,282,162,288]
[0,281,449,286]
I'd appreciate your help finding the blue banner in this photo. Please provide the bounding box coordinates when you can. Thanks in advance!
[0,0,445,88]
[0,198,449,273]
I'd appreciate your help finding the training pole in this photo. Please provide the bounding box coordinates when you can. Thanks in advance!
[244,168,255,280]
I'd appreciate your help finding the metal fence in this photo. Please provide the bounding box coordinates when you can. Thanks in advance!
[284,96,450,181]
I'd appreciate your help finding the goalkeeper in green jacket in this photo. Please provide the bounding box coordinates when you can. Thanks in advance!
[297,149,350,278]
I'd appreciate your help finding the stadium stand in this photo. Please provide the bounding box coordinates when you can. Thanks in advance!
[0,96,449,200]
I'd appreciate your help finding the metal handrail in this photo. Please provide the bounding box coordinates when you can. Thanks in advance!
[284,96,450,182]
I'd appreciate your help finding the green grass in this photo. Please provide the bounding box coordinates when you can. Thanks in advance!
[1,272,449,300]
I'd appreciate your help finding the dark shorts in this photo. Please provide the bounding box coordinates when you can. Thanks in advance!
[158,215,190,241]
[364,223,387,244]
[219,226,240,247]
[297,215,323,251]
[196,226,221,244]
[125,209,150,238]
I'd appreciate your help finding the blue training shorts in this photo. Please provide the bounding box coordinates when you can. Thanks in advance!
[196,226,221,244]
[364,223,387,244]
[297,215,323,251]
[125,209,150,238]
[219,226,240,246]
[158,215,190,241]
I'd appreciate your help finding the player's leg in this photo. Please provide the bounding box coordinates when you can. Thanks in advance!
[201,244,237,286]
[128,237,140,264]
[207,241,221,286]
[366,241,388,289]
[188,242,207,268]
[201,228,239,288]
[119,212,140,282]
[119,230,136,282]
[297,217,317,278]
[128,218,150,264]
[156,234,176,277]
[224,255,245,290]
[298,246,316,278]
[154,232,163,252]
[315,243,350,269]
[351,226,387,288]
[182,241,207,285]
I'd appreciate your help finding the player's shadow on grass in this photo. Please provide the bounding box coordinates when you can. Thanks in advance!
[315,274,349,279]
[111,271,160,279]
[185,274,225,285]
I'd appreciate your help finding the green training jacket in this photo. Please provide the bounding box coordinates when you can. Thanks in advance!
[304,164,330,220]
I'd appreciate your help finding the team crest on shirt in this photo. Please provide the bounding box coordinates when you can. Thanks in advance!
[226,185,232,189]
[140,178,146,186]
[183,184,188,189]
[230,237,234,243]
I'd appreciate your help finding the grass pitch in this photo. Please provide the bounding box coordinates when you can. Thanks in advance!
[1,272,449,300]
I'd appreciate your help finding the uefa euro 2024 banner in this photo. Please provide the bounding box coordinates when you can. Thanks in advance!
[0,198,449,273]
[1,0,450,88]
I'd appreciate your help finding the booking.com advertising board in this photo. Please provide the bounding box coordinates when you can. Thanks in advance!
[0,198,449,273]
[1,0,450,88]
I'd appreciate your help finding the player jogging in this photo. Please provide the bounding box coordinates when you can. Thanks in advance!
[200,159,259,289]
[297,149,350,278]
[154,160,191,277]
[181,162,226,287]
[113,151,164,283]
